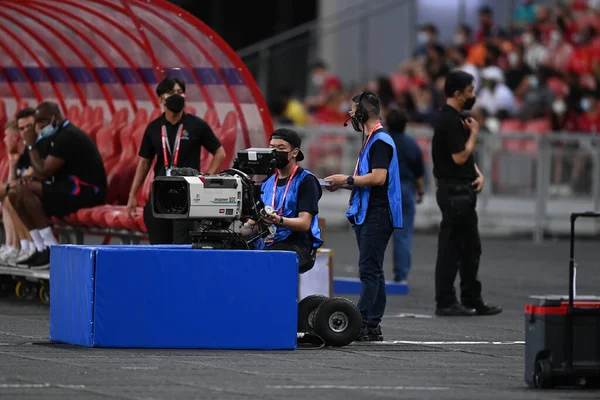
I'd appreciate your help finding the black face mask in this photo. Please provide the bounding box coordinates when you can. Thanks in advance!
[351,117,363,133]
[463,96,476,111]
[165,93,185,113]
[275,151,290,169]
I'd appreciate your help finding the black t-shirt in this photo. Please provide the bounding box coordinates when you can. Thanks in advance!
[16,151,29,177]
[366,137,393,209]
[138,113,222,177]
[432,104,476,181]
[275,167,322,249]
[49,123,108,192]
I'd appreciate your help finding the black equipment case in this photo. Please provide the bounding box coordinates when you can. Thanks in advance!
[524,212,600,389]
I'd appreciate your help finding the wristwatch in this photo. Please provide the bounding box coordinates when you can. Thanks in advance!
[347,176,354,186]
[278,216,285,227]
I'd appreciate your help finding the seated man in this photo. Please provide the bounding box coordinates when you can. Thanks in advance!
[243,128,323,273]
[0,117,36,265]
[9,102,107,269]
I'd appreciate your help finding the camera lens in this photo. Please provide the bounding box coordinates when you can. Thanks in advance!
[154,180,189,215]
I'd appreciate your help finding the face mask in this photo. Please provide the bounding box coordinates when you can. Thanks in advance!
[581,98,592,112]
[463,96,476,111]
[550,30,562,45]
[275,151,290,169]
[522,33,534,46]
[552,99,567,115]
[311,74,324,87]
[529,76,539,89]
[37,118,57,142]
[351,117,363,133]
[165,93,185,113]
[417,31,430,44]
[508,52,519,67]
[454,33,465,45]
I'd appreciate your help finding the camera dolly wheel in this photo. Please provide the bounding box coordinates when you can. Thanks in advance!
[534,359,554,389]
[298,295,329,332]
[312,297,362,347]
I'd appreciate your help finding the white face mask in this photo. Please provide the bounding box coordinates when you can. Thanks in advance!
[417,31,430,44]
[311,74,324,87]
[454,33,466,45]
[508,52,519,67]
[552,99,566,115]
[581,98,592,112]
[522,33,534,46]
[550,30,562,45]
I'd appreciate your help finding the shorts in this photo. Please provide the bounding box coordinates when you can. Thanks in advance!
[264,240,317,274]
[42,178,105,218]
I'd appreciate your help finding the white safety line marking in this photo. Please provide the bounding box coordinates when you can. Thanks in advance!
[121,366,158,370]
[267,385,448,391]
[0,331,45,340]
[0,384,86,389]
[376,340,525,345]
[390,313,433,318]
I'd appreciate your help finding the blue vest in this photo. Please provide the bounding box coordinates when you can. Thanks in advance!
[346,130,403,228]
[257,168,324,250]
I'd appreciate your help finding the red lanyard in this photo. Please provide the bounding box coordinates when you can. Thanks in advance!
[352,122,382,176]
[271,165,299,215]
[161,124,184,167]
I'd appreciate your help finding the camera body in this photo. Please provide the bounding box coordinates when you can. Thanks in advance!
[150,148,279,249]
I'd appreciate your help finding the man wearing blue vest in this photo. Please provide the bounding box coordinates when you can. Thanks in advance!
[244,128,324,274]
[325,91,403,342]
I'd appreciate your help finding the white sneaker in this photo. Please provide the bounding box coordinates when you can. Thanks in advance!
[0,247,20,265]
[9,248,36,267]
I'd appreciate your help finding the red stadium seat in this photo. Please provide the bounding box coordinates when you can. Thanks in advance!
[203,108,220,132]
[149,108,162,121]
[202,111,238,172]
[524,118,551,135]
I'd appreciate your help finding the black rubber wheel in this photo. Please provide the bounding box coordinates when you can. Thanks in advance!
[298,295,329,332]
[534,359,554,389]
[313,297,362,347]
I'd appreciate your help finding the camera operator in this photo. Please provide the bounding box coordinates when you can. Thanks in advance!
[127,77,226,244]
[243,128,323,273]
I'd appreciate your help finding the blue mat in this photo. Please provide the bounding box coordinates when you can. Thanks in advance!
[333,277,409,295]
[50,245,299,350]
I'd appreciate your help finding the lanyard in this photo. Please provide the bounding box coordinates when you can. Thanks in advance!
[271,165,299,215]
[352,122,383,177]
[161,124,184,167]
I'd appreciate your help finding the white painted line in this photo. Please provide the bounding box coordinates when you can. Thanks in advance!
[267,385,448,391]
[390,313,433,318]
[0,384,86,389]
[121,366,158,370]
[376,340,525,345]
[0,331,45,340]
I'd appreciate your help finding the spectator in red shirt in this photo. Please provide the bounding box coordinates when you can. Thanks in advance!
[305,60,343,114]
[567,26,599,75]
[544,29,575,73]
[574,89,600,133]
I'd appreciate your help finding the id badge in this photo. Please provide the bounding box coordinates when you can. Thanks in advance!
[166,168,171,177]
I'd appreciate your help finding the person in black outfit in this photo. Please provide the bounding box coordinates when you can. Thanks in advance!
[432,70,502,316]
[127,77,226,244]
[9,102,107,269]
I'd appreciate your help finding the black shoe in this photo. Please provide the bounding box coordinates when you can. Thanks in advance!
[435,303,477,316]
[463,301,503,316]
[28,248,50,270]
[16,249,43,269]
[356,324,383,342]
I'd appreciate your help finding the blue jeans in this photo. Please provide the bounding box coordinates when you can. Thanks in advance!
[393,185,416,281]
[353,207,394,327]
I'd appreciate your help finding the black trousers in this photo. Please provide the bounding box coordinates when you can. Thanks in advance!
[434,181,483,308]
[143,202,195,244]
[265,240,317,274]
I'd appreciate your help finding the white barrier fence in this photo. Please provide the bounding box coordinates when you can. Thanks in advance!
[287,124,600,242]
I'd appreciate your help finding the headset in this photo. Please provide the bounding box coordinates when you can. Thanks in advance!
[344,90,380,128]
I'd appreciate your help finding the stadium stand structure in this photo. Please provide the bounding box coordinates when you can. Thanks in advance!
[0,0,273,245]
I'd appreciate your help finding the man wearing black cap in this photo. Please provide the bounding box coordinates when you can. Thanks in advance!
[243,128,324,273]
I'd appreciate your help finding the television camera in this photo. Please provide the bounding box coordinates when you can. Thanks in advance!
[151,148,283,249]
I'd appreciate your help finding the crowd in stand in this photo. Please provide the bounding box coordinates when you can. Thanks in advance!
[274,0,600,137]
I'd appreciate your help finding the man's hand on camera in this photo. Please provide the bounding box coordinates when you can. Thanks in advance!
[263,212,280,226]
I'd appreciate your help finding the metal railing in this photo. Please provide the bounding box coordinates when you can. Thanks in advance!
[285,124,600,241]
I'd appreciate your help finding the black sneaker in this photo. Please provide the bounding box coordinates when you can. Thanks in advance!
[28,248,50,270]
[463,301,503,316]
[16,249,44,269]
[356,324,383,342]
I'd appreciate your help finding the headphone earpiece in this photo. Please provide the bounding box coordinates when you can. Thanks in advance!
[354,91,368,124]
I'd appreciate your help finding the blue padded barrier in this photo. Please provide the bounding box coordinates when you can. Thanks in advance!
[333,277,409,295]
[50,245,299,350]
